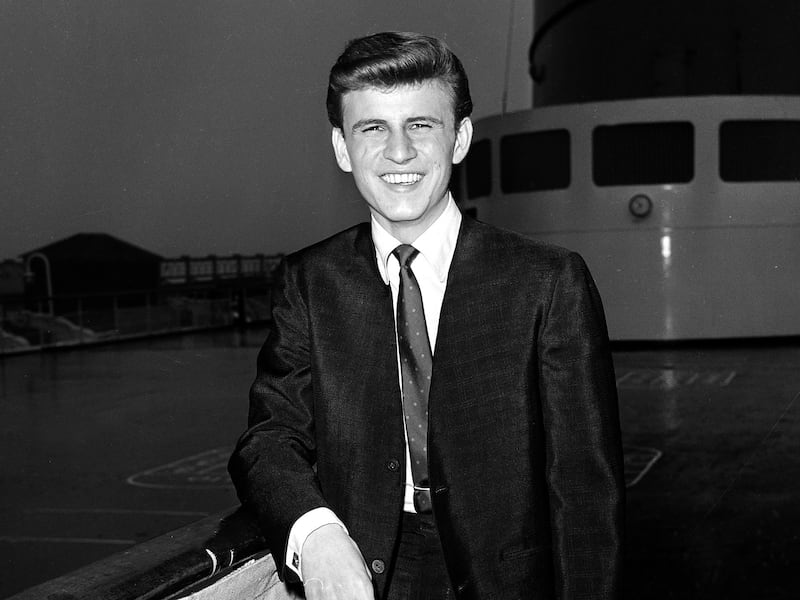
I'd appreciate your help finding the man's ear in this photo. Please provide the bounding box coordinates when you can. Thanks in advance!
[452,117,473,165]
[331,127,352,173]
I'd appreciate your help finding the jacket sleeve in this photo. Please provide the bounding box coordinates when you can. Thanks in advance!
[228,257,329,581]
[538,251,625,599]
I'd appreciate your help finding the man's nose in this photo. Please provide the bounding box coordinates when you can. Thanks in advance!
[383,129,417,163]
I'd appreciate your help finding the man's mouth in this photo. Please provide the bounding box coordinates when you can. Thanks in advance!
[380,172,423,185]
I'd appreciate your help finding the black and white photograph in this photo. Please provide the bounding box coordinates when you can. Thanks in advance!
[1,1,799,599]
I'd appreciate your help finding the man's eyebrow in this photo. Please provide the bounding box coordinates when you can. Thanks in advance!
[406,115,444,125]
[350,118,387,132]
[349,116,445,132]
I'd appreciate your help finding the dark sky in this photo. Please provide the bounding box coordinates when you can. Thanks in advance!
[0,1,532,260]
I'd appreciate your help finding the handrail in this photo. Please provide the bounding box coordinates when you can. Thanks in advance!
[1,285,272,355]
[6,507,268,600]
[159,254,284,286]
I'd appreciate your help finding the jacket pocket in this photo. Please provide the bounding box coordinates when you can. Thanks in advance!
[500,542,545,562]
[498,543,554,597]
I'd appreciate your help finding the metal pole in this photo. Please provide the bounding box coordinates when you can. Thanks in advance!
[113,294,119,337]
[146,292,151,334]
[78,297,84,345]
[36,299,43,347]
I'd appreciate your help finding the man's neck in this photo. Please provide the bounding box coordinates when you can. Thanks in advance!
[370,197,450,244]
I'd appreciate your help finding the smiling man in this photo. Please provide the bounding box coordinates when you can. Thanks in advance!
[229,32,625,600]
[330,80,471,244]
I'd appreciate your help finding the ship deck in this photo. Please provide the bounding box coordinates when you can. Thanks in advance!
[1,329,798,598]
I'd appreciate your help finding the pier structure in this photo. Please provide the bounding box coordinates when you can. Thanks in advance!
[0,233,282,354]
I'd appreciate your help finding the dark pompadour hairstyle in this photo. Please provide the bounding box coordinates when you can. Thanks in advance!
[326,31,473,129]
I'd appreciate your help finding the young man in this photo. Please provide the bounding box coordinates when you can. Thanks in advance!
[229,31,624,600]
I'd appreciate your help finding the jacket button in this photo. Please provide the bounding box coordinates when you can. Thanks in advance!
[434,484,449,495]
[386,459,400,472]
[371,559,385,574]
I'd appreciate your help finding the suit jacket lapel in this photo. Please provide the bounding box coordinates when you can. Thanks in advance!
[430,217,490,404]
[344,222,397,364]
[347,224,404,424]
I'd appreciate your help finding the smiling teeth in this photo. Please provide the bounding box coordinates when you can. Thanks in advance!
[382,173,422,185]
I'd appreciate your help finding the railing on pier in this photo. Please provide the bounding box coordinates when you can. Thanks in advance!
[5,508,301,600]
[0,254,283,355]
[159,254,282,286]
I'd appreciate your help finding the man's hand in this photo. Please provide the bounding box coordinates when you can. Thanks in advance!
[301,524,375,600]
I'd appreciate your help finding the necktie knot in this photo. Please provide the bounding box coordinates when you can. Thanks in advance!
[393,244,419,268]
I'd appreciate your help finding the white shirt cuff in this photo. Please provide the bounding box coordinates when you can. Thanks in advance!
[286,507,348,580]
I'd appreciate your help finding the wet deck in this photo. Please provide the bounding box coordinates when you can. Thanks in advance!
[1,329,798,598]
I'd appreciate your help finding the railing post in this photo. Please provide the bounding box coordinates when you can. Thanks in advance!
[113,294,119,337]
[145,292,151,334]
[183,256,192,284]
[36,299,43,347]
[241,286,248,327]
[78,297,84,345]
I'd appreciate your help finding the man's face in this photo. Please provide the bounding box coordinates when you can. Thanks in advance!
[331,80,472,243]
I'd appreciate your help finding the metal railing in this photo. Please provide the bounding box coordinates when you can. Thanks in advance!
[159,254,283,286]
[0,286,271,355]
[6,508,275,600]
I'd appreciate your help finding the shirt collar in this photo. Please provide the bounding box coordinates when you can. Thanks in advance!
[372,194,462,284]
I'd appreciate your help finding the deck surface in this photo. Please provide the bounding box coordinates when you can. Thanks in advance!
[1,329,798,598]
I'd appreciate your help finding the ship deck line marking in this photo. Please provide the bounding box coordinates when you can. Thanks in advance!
[624,446,663,488]
[126,481,229,490]
[126,447,231,489]
[0,535,135,546]
[616,368,738,388]
[24,508,209,517]
[125,448,227,481]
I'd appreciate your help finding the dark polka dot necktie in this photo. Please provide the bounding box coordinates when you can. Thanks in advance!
[393,244,433,514]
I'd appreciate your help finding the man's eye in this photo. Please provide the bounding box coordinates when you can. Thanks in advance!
[361,125,384,133]
[409,122,432,130]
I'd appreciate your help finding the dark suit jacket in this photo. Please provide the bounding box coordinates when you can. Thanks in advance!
[229,215,625,600]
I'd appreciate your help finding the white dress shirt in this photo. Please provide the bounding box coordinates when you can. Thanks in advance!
[286,196,462,580]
